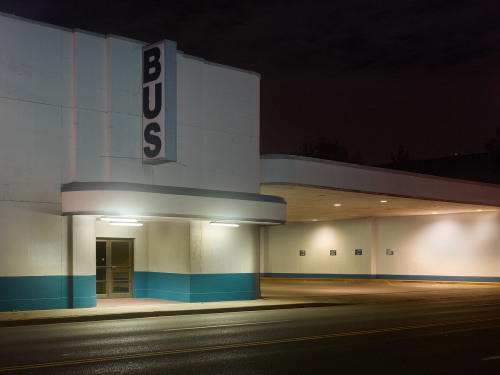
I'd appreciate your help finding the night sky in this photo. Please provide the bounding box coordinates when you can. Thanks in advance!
[2,0,500,164]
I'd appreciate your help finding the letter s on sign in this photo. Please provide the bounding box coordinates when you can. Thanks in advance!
[143,122,162,158]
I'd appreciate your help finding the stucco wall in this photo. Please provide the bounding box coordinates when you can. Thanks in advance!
[0,202,66,277]
[262,219,372,277]
[375,212,500,278]
[262,212,500,281]
[0,13,263,309]
[71,30,260,193]
[190,222,260,274]
[0,16,71,291]
[147,222,190,274]
[1,13,261,201]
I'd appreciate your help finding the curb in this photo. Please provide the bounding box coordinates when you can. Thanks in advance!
[0,302,344,328]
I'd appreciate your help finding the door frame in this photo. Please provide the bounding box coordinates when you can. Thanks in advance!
[96,238,134,299]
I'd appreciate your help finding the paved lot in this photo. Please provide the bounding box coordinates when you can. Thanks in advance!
[1,279,499,326]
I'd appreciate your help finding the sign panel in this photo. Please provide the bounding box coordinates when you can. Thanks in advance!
[142,40,177,164]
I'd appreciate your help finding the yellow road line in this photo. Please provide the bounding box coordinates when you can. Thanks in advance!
[1,315,500,372]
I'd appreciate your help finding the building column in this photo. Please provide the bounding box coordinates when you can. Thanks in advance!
[370,217,378,279]
[68,216,97,308]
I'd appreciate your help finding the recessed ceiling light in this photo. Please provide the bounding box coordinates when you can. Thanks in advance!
[312,219,318,222]
[334,203,341,207]
[432,212,438,215]
[476,209,483,212]
[380,200,388,203]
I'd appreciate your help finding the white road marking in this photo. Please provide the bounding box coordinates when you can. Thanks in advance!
[162,320,290,332]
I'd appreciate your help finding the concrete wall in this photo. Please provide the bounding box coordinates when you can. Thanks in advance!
[0,13,263,311]
[71,30,260,193]
[190,222,259,274]
[262,212,500,282]
[262,219,372,278]
[375,212,500,279]
[0,15,73,311]
[142,221,260,302]
[95,219,261,302]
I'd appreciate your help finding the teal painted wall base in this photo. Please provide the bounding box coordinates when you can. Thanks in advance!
[261,273,500,283]
[134,272,260,302]
[71,275,97,308]
[0,272,258,311]
[0,275,96,312]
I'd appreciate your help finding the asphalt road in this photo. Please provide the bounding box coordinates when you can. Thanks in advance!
[1,284,500,374]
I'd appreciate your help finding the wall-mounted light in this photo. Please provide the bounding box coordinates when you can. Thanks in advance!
[210,221,239,227]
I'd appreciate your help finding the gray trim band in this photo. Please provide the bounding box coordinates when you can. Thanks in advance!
[62,182,286,204]
[63,211,285,225]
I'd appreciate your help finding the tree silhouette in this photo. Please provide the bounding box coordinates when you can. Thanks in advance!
[389,144,414,171]
[485,127,500,177]
[295,136,364,164]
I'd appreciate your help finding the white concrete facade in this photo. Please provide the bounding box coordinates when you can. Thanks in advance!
[260,156,500,282]
[0,13,283,311]
[262,212,500,281]
[1,13,499,312]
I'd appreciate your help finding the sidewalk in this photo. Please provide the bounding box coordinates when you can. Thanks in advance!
[2,279,499,327]
[0,297,332,327]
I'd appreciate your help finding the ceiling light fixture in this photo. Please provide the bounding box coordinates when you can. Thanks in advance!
[210,221,239,227]
[110,222,143,227]
[380,200,388,203]
[101,217,139,223]
[334,203,341,207]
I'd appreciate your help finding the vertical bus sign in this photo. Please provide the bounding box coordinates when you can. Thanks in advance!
[142,40,177,164]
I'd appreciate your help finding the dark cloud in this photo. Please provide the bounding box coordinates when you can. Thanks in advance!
[1,0,500,163]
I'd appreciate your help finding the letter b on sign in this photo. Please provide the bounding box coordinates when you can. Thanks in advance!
[142,40,177,164]
[143,47,161,84]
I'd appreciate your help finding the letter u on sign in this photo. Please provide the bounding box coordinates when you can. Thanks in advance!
[142,40,177,164]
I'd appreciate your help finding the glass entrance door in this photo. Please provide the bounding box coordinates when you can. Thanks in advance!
[96,239,134,298]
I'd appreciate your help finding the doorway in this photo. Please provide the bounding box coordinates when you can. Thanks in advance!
[96,239,134,298]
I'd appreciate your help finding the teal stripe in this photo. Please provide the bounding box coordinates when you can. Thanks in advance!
[133,271,149,298]
[0,275,96,312]
[261,273,374,279]
[261,273,500,283]
[190,273,260,302]
[72,275,97,308]
[377,274,500,283]
[133,272,260,302]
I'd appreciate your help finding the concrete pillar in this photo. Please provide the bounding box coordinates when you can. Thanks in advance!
[370,217,378,279]
[68,216,97,308]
